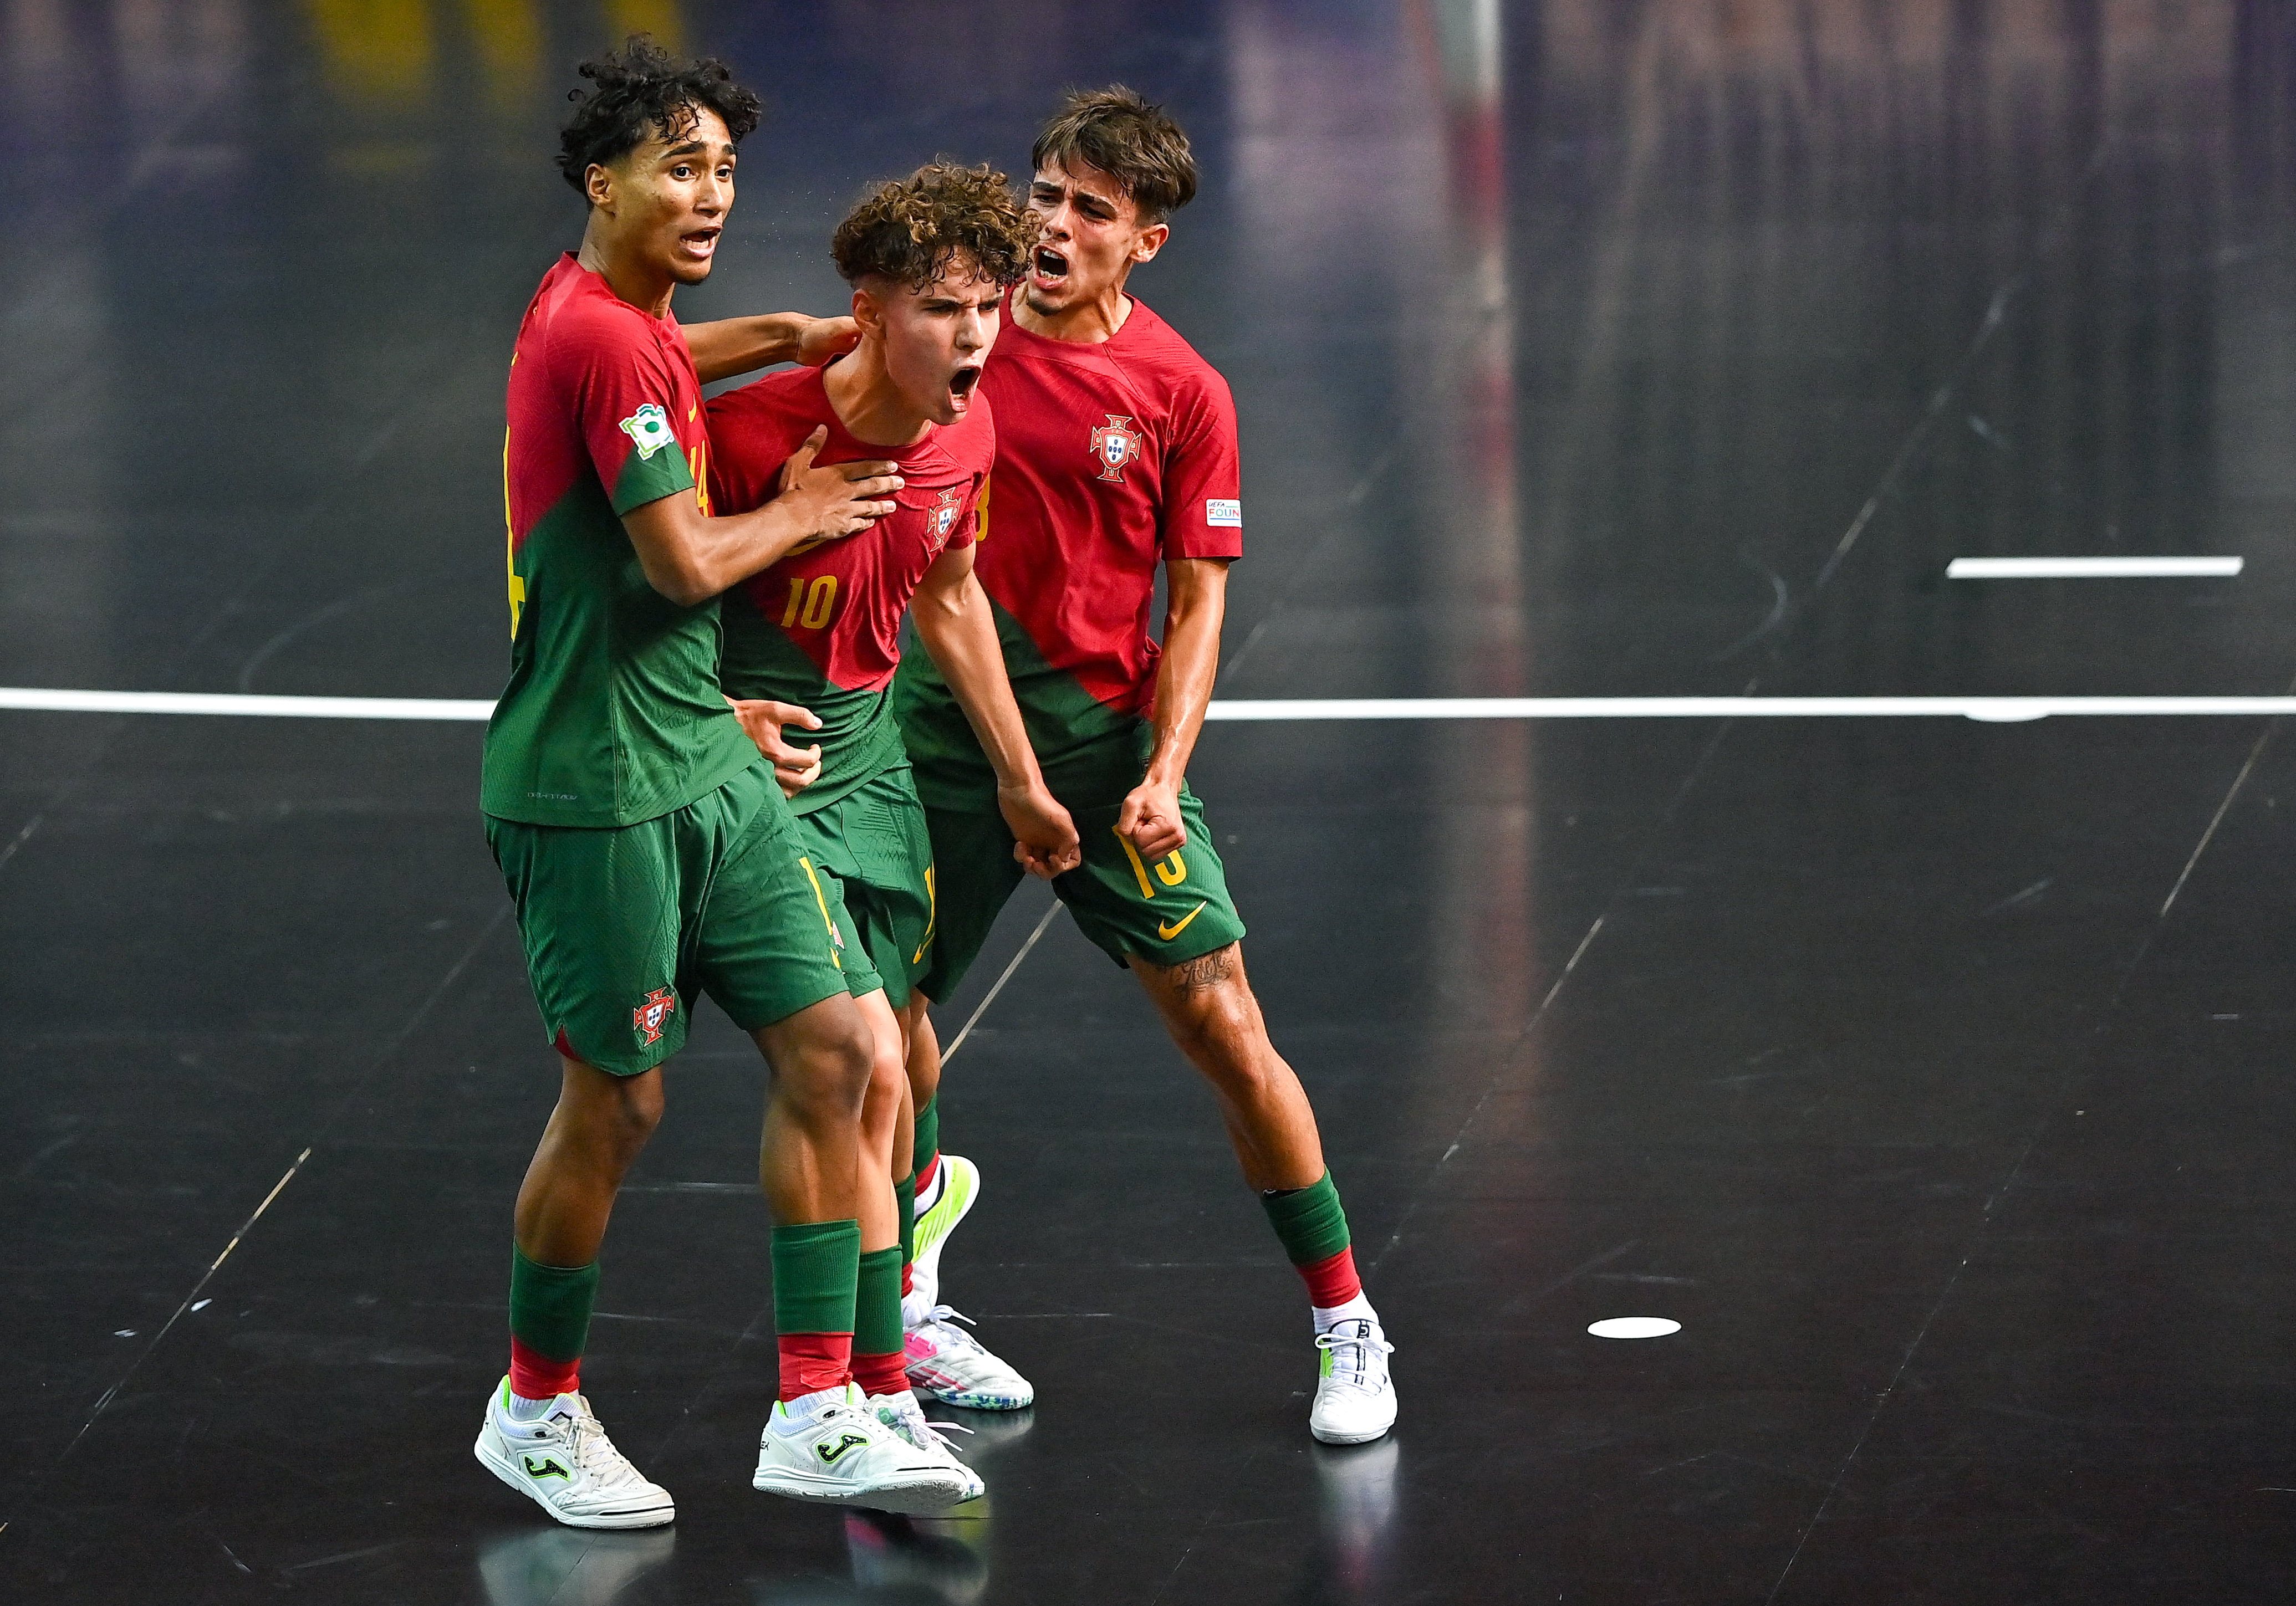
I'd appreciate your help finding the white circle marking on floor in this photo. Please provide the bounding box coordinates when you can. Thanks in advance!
[1588,1317,1681,1339]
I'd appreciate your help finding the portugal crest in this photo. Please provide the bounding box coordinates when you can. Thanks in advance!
[1089,414,1143,482]
[632,987,676,1046]
[926,484,965,554]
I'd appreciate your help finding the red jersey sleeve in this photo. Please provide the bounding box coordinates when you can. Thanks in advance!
[1159,369,1243,561]
[553,308,697,516]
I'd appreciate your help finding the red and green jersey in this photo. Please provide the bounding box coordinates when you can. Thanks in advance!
[481,254,756,827]
[894,293,1242,806]
[707,364,992,815]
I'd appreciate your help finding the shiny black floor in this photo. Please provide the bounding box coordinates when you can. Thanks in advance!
[7,2,2296,1601]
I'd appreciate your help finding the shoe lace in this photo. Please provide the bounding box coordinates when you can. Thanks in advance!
[1315,1324,1395,1388]
[919,1305,984,1354]
[878,1393,973,1455]
[912,1415,976,1456]
[564,1398,642,1486]
[817,1396,886,1435]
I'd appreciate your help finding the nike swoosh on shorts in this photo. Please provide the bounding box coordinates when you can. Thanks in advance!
[1156,901,1209,942]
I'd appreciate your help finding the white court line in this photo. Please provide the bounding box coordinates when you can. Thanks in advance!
[1947,556,2242,579]
[0,688,497,719]
[11,688,2296,724]
[1202,697,2296,724]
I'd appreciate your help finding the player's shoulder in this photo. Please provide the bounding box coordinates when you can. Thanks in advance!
[533,260,668,369]
[1120,300,1235,412]
[705,362,822,433]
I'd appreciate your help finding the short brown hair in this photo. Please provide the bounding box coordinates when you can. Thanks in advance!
[830,161,1032,291]
[1031,85,1197,223]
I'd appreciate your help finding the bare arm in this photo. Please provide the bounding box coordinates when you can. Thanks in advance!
[682,313,859,384]
[911,543,1081,877]
[623,426,900,607]
[1116,558,1229,860]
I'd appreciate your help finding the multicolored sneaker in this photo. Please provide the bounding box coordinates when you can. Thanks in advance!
[904,1306,1035,1410]
[472,1378,675,1530]
[868,1389,985,1502]
[752,1384,973,1516]
[1309,1319,1397,1445]
[906,1154,979,1316]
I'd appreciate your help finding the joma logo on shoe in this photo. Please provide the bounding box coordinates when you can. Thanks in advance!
[521,1454,570,1481]
[815,1432,871,1465]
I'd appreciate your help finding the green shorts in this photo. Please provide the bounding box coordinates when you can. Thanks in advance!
[486,761,850,1077]
[790,763,936,1011]
[916,781,1246,1002]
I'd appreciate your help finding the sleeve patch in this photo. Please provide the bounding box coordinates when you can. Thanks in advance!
[1206,498,1242,527]
[619,403,675,461]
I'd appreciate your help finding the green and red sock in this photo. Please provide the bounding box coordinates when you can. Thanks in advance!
[852,1245,910,1398]
[895,1172,918,1298]
[912,1093,941,1196]
[773,1219,861,1402]
[1260,1171,1365,1311]
[508,1245,598,1400]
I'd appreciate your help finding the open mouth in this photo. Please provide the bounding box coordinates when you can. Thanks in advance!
[1032,246,1068,285]
[678,227,721,259]
[947,365,983,409]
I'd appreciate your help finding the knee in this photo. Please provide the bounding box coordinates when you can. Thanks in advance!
[593,1077,665,1159]
[1161,988,1266,1087]
[787,1010,875,1120]
[860,1034,906,1132]
[904,1001,942,1101]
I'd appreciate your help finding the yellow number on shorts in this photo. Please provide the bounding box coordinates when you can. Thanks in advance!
[798,856,843,969]
[1115,832,1187,898]
[913,863,937,963]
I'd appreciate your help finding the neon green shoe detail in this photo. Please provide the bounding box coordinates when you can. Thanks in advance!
[907,1154,979,1317]
[912,1154,979,1271]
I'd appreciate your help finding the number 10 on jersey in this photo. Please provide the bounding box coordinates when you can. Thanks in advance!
[780,575,839,630]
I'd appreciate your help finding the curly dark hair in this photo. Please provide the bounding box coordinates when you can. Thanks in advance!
[830,161,1033,291]
[1032,85,1197,223]
[557,36,762,196]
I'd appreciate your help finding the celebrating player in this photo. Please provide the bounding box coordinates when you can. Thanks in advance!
[891,88,1399,1445]
[707,161,1079,1494]
[474,41,973,1530]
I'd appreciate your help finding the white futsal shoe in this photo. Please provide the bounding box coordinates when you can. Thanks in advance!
[869,1389,986,1502]
[906,1153,980,1316]
[1309,1319,1398,1445]
[473,1379,675,1529]
[904,1306,1035,1411]
[752,1384,974,1515]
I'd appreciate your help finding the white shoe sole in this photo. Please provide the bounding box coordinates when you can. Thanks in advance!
[1310,1419,1396,1446]
[752,1464,975,1516]
[474,1432,676,1530]
[908,1374,1035,1411]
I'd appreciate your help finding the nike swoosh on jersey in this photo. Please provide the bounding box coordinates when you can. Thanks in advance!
[1156,901,1210,942]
